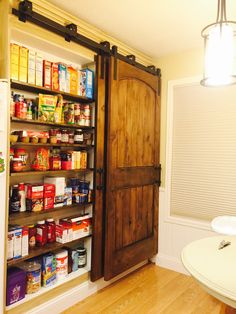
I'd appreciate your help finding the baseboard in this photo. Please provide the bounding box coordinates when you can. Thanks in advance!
[155,253,189,276]
[27,260,148,314]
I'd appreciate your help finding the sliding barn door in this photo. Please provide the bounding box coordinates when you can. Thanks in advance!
[104,57,160,280]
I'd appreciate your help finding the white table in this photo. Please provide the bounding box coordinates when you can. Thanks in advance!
[182,236,236,312]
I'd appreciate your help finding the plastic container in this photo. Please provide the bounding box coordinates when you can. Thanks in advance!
[6,267,26,305]
[21,262,41,294]
[56,249,68,280]
[46,218,56,243]
[36,220,47,246]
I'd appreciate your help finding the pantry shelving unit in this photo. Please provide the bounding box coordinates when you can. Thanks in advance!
[5,16,99,313]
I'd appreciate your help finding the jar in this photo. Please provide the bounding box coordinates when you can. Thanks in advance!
[49,151,61,170]
[49,129,57,137]
[36,220,47,247]
[21,261,41,294]
[14,148,28,169]
[10,148,14,161]
[74,103,80,124]
[79,113,85,126]
[15,95,27,119]
[74,129,83,144]
[11,158,23,172]
[61,152,72,170]
[61,129,69,143]
[55,250,68,281]
[84,116,90,127]
[68,130,74,144]
[56,129,61,144]
[46,218,56,243]
[83,105,90,117]
[77,247,87,268]
[28,225,36,248]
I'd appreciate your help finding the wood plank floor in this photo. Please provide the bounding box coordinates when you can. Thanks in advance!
[64,263,223,314]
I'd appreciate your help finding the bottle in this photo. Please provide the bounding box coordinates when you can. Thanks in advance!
[10,185,20,213]
[18,182,26,212]
[26,100,33,120]
[36,220,47,247]
[46,218,56,243]
[74,129,83,144]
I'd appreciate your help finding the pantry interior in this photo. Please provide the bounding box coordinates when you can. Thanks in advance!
[0,0,161,313]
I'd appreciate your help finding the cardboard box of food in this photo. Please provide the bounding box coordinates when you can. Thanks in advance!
[10,43,20,81]
[19,46,28,83]
[28,50,36,85]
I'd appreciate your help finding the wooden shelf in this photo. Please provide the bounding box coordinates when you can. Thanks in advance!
[11,142,94,149]
[10,168,93,177]
[9,202,92,225]
[7,234,92,266]
[11,80,94,103]
[11,117,95,131]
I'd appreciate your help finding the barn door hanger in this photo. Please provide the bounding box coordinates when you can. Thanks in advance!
[99,41,111,80]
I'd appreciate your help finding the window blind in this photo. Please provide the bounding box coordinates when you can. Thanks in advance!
[170,83,236,221]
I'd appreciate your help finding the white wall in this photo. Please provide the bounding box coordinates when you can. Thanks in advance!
[154,49,219,274]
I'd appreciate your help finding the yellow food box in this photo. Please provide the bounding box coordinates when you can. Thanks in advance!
[28,50,36,85]
[68,66,78,95]
[10,43,20,81]
[19,46,28,83]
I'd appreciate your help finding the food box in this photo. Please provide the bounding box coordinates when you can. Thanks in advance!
[12,226,22,259]
[28,50,36,85]
[7,229,14,260]
[38,94,57,122]
[44,177,66,196]
[35,52,43,86]
[52,63,59,91]
[19,46,28,83]
[44,183,55,197]
[42,253,57,287]
[22,227,29,257]
[6,267,26,306]
[43,60,52,89]
[44,197,54,210]
[64,187,72,206]
[10,43,20,80]
[68,66,78,94]
[80,69,94,99]
[66,67,70,93]
[26,184,44,199]
[67,248,79,273]
[56,224,67,244]
[58,63,67,92]
[26,198,44,212]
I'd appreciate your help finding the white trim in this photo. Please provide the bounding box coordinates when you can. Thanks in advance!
[156,253,189,275]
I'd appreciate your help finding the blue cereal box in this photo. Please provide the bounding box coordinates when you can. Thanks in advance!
[64,187,72,206]
[42,253,57,287]
[79,69,94,99]
[58,63,67,92]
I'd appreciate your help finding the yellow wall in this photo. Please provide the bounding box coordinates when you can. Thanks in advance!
[155,47,204,186]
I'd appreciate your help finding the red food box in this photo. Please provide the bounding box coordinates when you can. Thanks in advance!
[44,183,55,198]
[43,60,52,89]
[26,184,44,199]
[52,62,59,91]
[44,197,54,210]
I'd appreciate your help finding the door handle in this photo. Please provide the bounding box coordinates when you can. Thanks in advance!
[96,168,105,190]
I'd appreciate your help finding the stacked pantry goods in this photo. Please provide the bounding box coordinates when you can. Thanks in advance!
[7,39,95,311]
[10,43,94,99]
[6,246,87,306]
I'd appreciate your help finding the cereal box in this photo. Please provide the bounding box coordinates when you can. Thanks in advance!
[58,63,67,92]
[52,63,59,91]
[68,66,78,95]
[43,60,52,89]
[35,52,43,86]
[19,46,28,83]
[28,50,36,85]
[42,253,57,287]
[10,43,20,80]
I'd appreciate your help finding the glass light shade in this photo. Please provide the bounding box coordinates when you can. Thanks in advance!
[201,22,236,87]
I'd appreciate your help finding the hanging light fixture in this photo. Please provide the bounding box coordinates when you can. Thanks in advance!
[201,0,236,87]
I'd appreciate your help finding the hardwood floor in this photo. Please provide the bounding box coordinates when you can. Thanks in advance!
[64,263,223,314]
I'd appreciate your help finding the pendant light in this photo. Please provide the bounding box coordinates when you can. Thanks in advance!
[201,0,236,87]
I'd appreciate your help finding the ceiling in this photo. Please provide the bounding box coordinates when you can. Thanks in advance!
[48,0,236,59]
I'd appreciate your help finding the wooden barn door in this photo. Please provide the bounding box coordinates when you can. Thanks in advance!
[104,57,161,280]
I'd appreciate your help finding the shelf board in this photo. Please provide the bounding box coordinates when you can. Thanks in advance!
[11,117,95,131]
[11,80,94,103]
[10,168,93,177]
[11,142,94,149]
[5,268,89,313]
[7,234,91,267]
[9,202,93,225]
